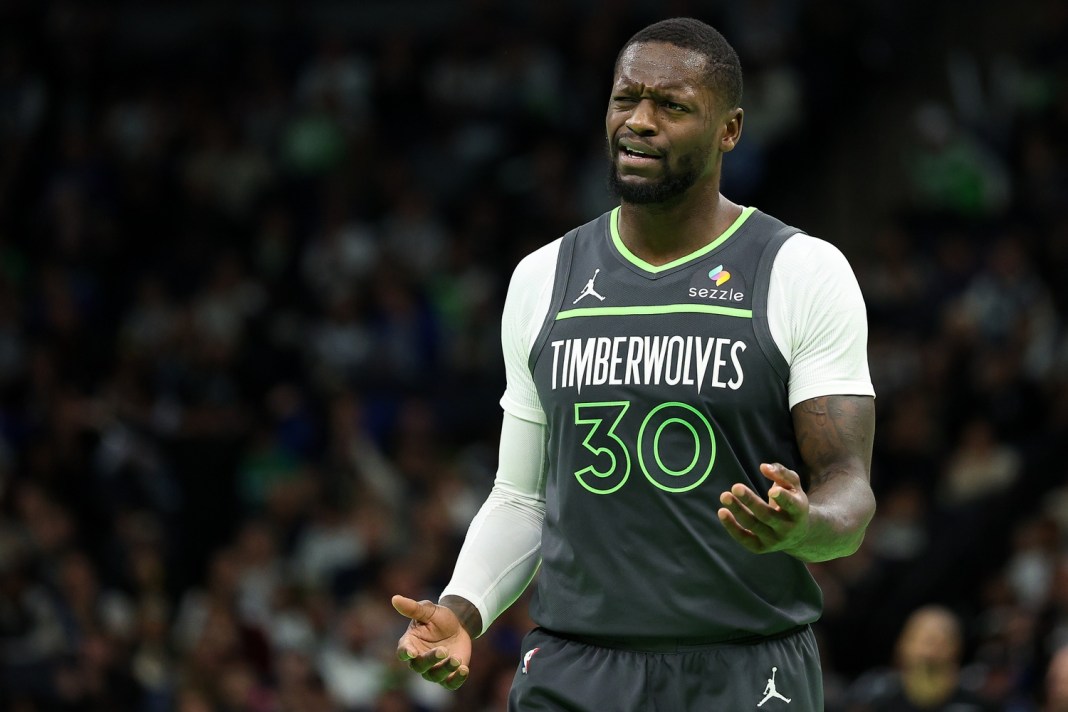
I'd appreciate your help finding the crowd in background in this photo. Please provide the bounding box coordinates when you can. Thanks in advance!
[0,0,1067,710]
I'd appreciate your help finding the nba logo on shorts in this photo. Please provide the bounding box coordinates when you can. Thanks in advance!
[521,647,541,674]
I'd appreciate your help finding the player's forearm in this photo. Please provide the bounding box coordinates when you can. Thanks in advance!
[787,468,875,562]
[439,484,544,635]
[787,395,875,562]
[439,595,483,640]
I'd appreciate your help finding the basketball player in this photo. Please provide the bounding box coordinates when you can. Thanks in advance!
[393,17,876,710]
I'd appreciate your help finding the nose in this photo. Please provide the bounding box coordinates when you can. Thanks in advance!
[625,98,657,136]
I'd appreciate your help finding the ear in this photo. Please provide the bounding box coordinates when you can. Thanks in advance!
[720,108,743,153]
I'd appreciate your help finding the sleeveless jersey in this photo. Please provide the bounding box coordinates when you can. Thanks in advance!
[527,206,823,640]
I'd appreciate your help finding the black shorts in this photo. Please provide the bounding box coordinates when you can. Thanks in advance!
[508,625,822,712]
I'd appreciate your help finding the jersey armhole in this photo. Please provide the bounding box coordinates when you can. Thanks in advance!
[752,225,799,385]
[527,228,579,373]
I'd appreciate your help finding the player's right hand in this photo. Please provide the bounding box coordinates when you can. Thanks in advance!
[392,594,472,690]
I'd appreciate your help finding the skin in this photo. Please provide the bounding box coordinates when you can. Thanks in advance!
[716,394,876,562]
[893,606,963,707]
[607,42,745,264]
[392,594,477,690]
[395,39,876,688]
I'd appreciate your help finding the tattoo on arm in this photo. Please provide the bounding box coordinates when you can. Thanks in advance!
[787,394,876,561]
[793,395,874,490]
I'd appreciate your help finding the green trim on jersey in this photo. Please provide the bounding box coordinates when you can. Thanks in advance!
[610,205,757,273]
[557,304,753,320]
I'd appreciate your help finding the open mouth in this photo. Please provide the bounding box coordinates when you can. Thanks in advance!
[620,146,660,159]
[619,145,662,165]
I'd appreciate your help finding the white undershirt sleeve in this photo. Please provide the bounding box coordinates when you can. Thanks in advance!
[499,239,560,423]
[767,234,875,408]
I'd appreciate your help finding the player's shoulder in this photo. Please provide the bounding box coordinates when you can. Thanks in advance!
[772,230,865,309]
[776,231,854,273]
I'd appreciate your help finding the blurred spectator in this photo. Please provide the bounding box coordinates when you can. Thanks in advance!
[865,483,930,565]
[290,492,369,595]
[848,605,994,711]
[0,540,66,706]
[939,418,1022,508]
[906,102,1011,218]
[128,595,175,712]
[53,549,135,647]
[318,595,393,709]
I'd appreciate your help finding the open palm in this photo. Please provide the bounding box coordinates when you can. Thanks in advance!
[392,595,472,690]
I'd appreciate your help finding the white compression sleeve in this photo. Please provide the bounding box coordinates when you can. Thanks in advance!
[439,411,547,636]
[768,233,875,408]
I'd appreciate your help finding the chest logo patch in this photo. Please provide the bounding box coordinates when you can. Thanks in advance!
[688,263,747,304]
[573,269,606,304]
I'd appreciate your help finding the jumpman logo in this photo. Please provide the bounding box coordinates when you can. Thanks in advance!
[573,269,606,304]
[757,667,791,707]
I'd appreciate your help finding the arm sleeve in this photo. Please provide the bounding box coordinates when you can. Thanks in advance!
[498,239,560,424]
[438,241,558,635]
[767,234,876,408]
[438,411,547,636]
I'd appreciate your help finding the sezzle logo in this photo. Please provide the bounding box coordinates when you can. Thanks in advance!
[688,264,746,303]
[709,265,731,286]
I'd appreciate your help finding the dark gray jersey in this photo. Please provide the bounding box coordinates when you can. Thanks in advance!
[528,206,823,640]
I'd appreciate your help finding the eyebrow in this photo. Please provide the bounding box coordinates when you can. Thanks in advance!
[613,78,697,95]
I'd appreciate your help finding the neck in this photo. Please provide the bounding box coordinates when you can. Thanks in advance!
[618,187,742,267]
[902,669,957,707]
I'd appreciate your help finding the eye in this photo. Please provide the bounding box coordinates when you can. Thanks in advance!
[612,96,637,104]
[663,101,687,112]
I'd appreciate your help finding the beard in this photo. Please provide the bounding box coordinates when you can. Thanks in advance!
[607,147,705,204]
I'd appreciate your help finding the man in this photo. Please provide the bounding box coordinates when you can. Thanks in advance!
[393,17,876,710]
[848,605,994,711]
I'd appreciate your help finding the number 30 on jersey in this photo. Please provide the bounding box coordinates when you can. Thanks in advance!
[573,401,717,494]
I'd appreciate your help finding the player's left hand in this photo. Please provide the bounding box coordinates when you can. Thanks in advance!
[717,463,810,555]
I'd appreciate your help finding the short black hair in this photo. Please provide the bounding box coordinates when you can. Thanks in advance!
[615,17,743,109]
